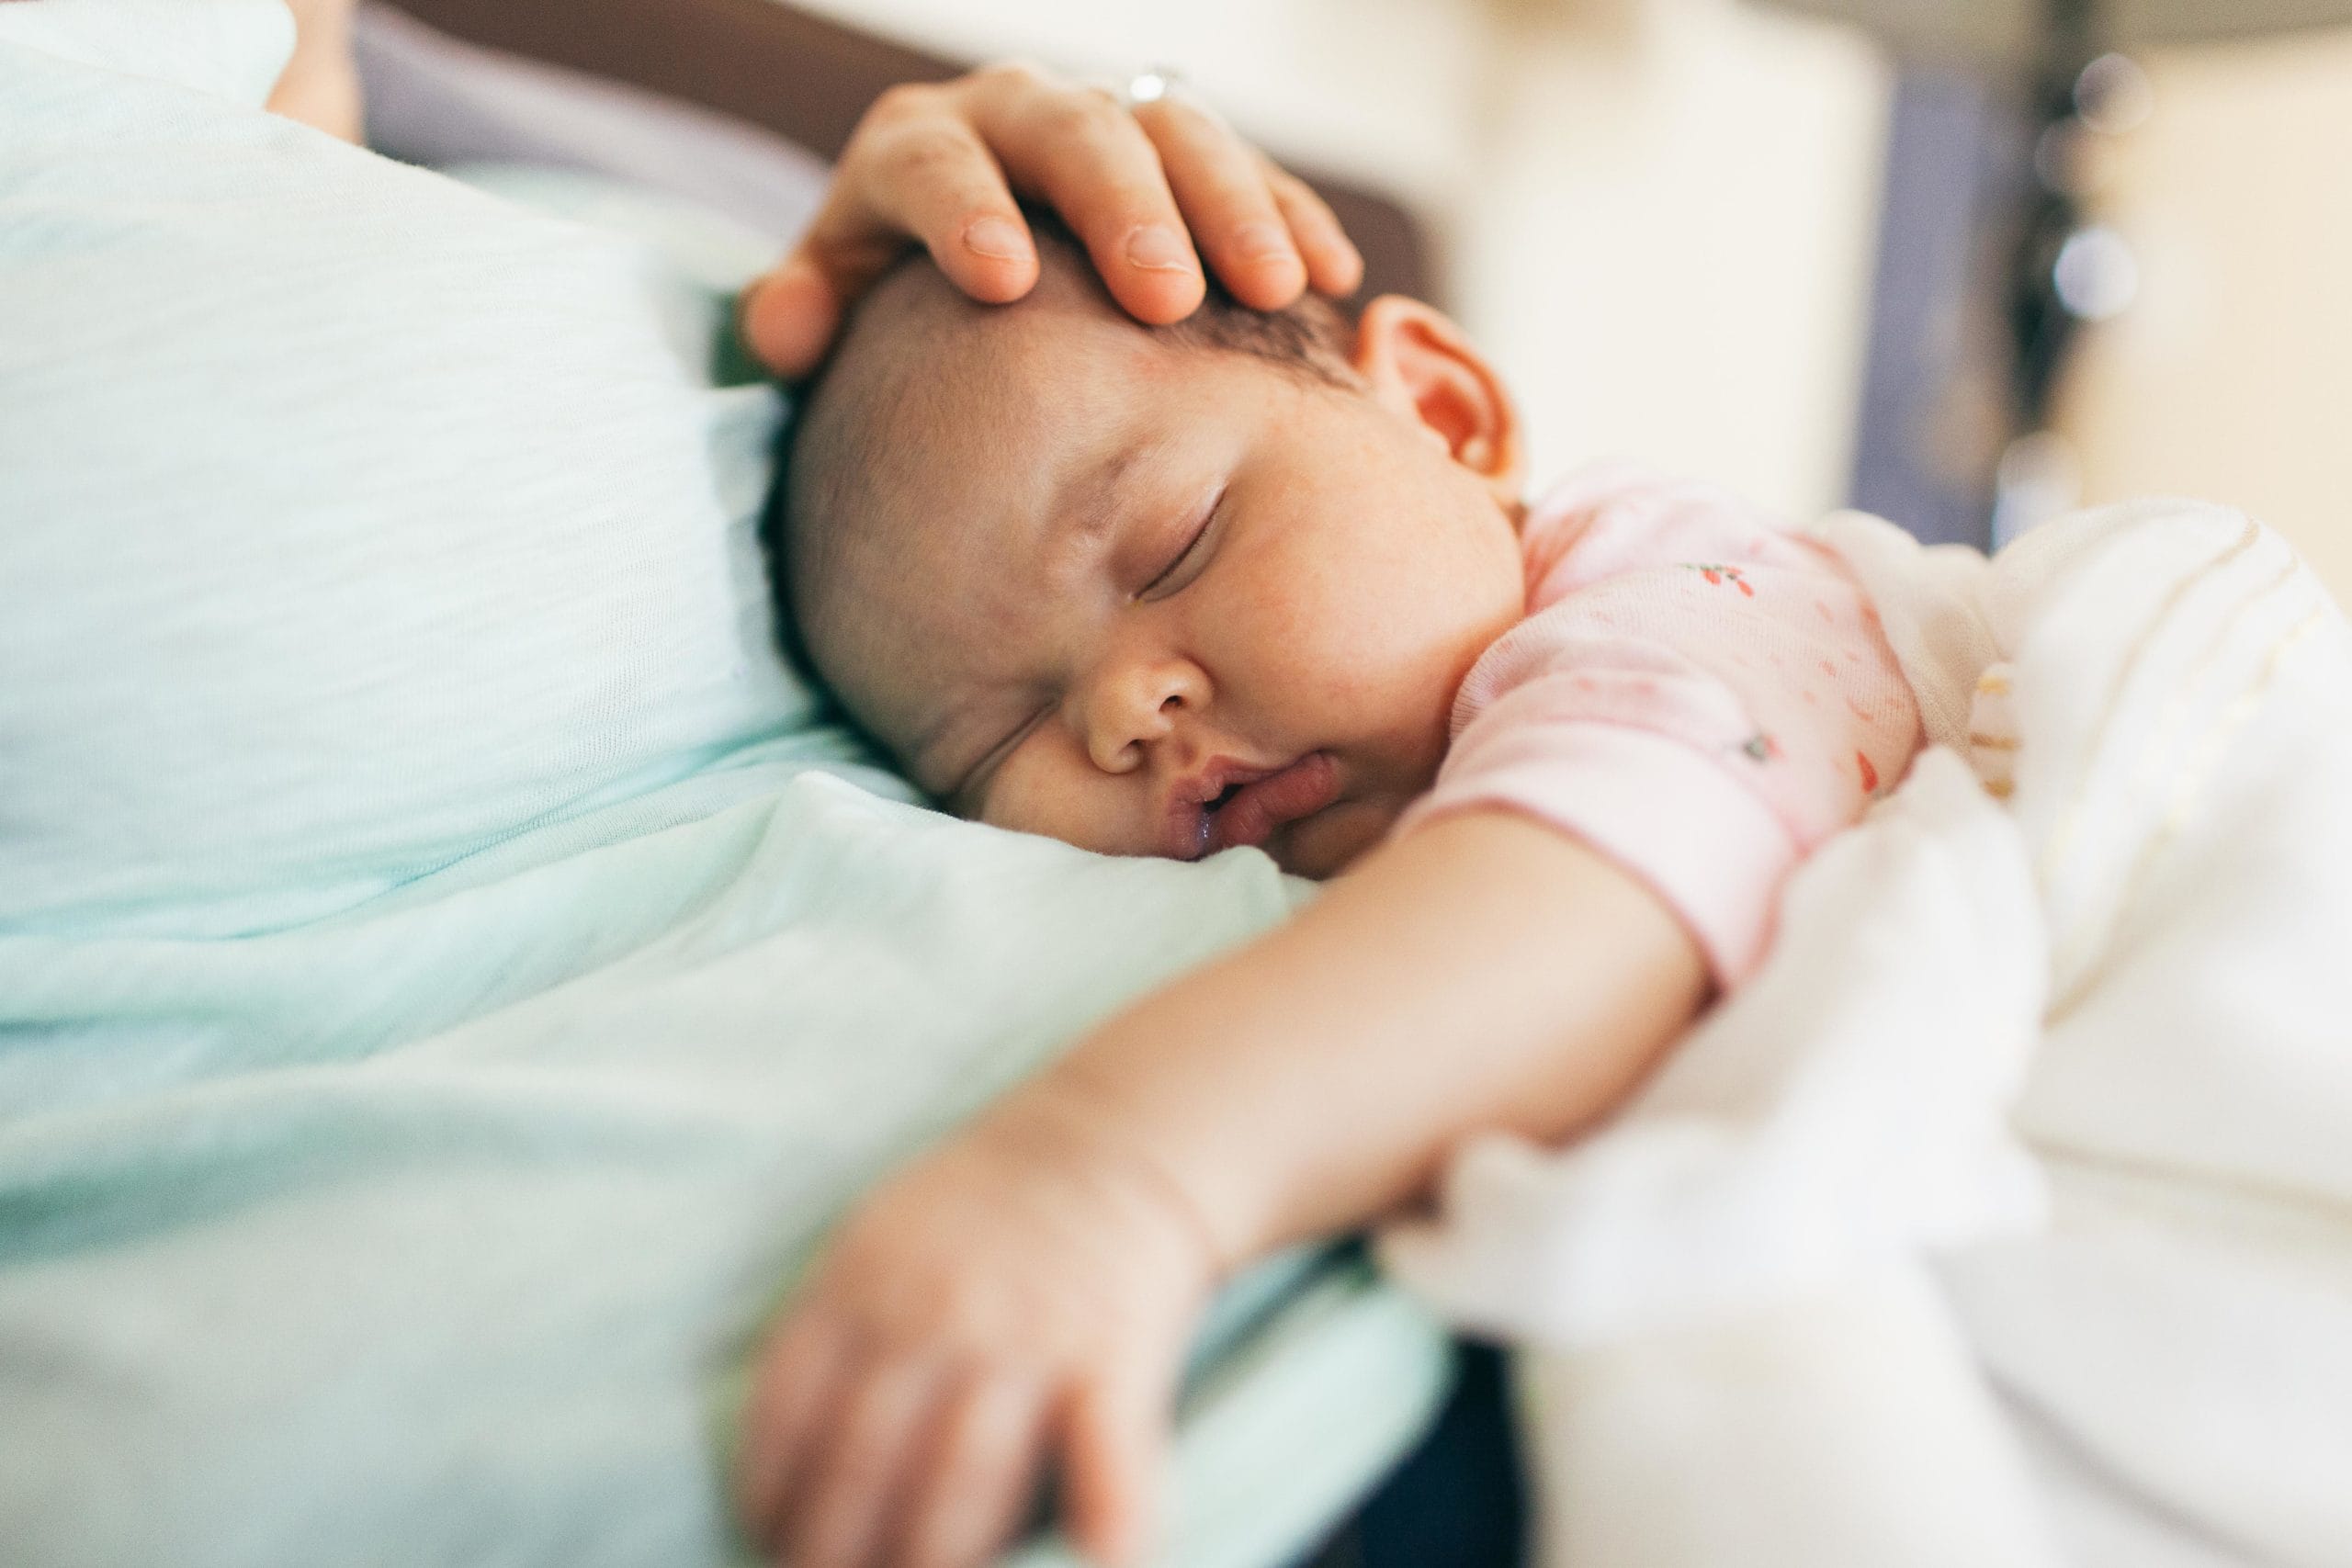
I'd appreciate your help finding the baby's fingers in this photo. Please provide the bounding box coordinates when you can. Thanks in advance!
[786,1358,953,1568]
[1057,1366,1175,1568]
[738,1317,851,1549]
[891,1372,1053,1568]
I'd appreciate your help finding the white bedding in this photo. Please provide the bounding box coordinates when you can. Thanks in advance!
[1385,499,2352,1566]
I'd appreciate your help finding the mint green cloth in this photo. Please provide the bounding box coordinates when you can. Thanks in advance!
[0,7,1449,1563]
[0,767,1446,1567]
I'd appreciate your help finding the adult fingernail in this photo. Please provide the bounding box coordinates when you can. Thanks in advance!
[1125,223,1195,273]
[964,215,1030,260]
[1232,221,1294,263]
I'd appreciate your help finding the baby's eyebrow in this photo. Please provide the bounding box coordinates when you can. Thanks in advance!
[1048,436,1169,548]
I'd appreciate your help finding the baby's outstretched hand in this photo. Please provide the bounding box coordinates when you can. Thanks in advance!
[738,1098,1217,1568]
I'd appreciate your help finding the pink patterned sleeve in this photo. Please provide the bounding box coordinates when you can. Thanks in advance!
[1394,465,1922,985]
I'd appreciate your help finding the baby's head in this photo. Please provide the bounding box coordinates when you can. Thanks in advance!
[776,214,1527,876]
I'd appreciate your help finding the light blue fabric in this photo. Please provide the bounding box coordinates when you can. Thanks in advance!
[0,765,1450,1567]
[0,8,1450,1564]
[0,0,835,938]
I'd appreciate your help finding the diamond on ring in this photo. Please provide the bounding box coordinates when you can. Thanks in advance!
[1120,67,1182,108]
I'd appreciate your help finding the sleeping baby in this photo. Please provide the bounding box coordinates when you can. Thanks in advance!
[738,215,1921,1568]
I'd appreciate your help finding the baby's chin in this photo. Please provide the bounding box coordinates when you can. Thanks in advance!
[1270,797,1398,879]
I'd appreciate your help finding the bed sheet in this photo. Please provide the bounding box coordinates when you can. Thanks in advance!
[0,762,1449,1568]
[0,7,1451,1562]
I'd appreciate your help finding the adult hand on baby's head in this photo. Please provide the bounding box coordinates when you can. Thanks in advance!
[739,61,1364,378]
[737,1094,1218,1568]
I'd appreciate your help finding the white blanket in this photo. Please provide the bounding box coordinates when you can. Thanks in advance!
[1382,498,2352,1567]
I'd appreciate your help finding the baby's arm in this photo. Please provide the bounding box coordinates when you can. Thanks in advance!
[1042,807,1707,1269]
[737,807,1704,1568]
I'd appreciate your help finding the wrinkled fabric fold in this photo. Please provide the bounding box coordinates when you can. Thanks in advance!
[1385,500,2352,1568]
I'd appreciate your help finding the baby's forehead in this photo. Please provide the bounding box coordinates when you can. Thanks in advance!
[840,275,1145,514]
[857,245,1136,393]
[852,286,1147,538]
[799,288,1155,741]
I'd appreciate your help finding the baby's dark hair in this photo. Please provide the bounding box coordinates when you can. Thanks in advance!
[763,207,1360,694]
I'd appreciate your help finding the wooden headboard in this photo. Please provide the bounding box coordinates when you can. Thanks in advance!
[381,0,1434,305]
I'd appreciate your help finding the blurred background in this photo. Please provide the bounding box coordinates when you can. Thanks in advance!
[775,0,2352,598]
[382,0,2352,597]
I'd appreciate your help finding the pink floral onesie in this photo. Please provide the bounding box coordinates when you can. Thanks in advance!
[1396,464,1923,985]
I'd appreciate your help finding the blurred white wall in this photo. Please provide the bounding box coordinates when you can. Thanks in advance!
[2058,27,2352,600]
[1455,0,1886,515]
[786,0,1892,519]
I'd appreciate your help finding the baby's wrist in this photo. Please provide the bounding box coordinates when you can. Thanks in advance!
[971,1082,1236,1283]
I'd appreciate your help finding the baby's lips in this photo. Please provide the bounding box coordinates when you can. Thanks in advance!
[1205,752,1340,854]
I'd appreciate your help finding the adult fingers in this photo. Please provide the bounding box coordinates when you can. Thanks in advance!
[739,85,1039,378]
[785,1356,952,1568]
[1263,164,1364,299]
[890,1371,1053,1568]
[965,69,1204,327]
[831,85,1046,307]
[737,1317,852,1550]
[739,248,843,381]
[1131,95,1306,313]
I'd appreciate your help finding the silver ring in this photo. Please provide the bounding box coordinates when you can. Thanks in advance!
[1118,67,1183,110]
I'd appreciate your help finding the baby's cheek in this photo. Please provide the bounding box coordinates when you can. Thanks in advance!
[1279,798,1396,879]
[983,742,1154,858]
[1260,582,1452,721]
[1227,570,1333,664]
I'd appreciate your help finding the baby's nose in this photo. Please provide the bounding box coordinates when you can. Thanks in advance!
[1083,659,1204,773]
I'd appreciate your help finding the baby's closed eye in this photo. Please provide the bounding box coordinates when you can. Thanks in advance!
[1132,484,1227,603]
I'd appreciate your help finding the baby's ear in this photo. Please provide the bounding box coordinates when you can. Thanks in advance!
[1350,296,1524,507]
